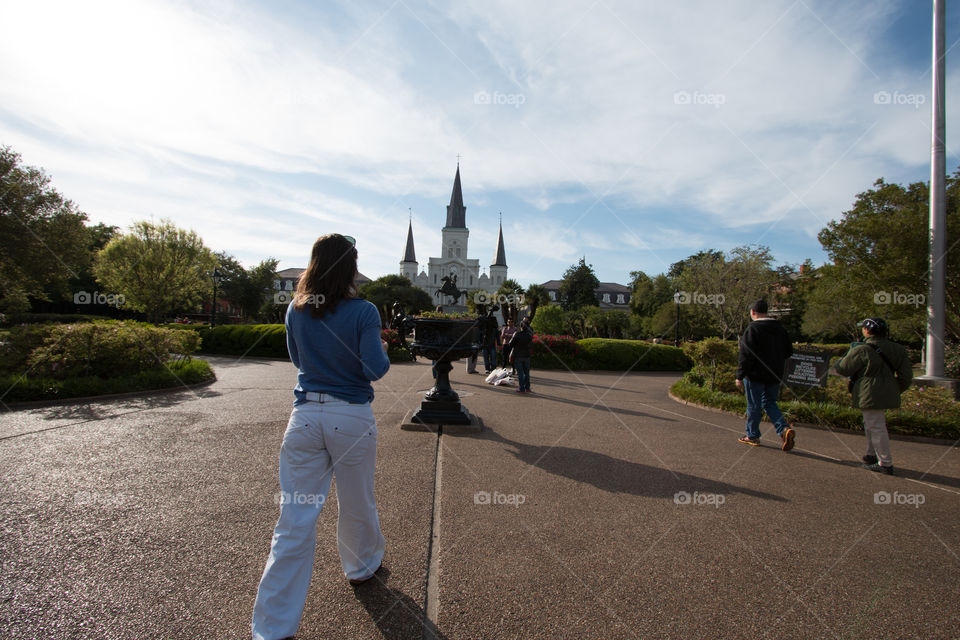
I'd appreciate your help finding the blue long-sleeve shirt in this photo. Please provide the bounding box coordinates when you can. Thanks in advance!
[285,298,390,404]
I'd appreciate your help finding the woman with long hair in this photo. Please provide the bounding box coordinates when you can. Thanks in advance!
[252,234,390,640]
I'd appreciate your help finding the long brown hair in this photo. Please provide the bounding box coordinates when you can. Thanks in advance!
[294,234,358,318]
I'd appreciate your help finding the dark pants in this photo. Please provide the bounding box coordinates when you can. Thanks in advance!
[743,378,789,438]
[515,357,531,391]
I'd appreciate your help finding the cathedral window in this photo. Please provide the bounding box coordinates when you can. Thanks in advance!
[456,248,461,257]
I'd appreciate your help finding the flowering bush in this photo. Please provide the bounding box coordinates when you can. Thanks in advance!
[897,385,960,422]
[380,328,405,350]
[531,334,578,357]
[945,342,960,378]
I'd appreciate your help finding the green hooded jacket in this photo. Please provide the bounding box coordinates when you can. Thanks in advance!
[834,337,913,410]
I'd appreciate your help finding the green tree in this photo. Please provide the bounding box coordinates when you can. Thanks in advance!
[524,283,551,322]
[530,304,564,335]
[801,264,864,341]
[0,146,90,313]
[629,271,676,331]
[496,278,525,324]
[815,175,960,341]
[215,252,279,322]
[558,258,600,310]
[676,245,777,340]
[93,219,217,323]
[358,274,433,326]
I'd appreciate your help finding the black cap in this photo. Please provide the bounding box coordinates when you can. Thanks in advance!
[858,317,888,335]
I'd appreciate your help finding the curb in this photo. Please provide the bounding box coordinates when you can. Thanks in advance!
[667,390,957,446]
[1,378,216,412]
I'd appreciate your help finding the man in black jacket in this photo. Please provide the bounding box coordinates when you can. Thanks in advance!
[735,299,795,451]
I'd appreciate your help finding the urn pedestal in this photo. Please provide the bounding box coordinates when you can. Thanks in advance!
[405,318,479,428]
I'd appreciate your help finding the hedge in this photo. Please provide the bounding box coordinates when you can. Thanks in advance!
[0,358,215,403]
[197,324,287,357]
[196,324,415,363]
[671,378,960,441]
[194,326,692,371]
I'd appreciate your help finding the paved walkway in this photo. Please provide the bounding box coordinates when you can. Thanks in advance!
[1,357,958,639]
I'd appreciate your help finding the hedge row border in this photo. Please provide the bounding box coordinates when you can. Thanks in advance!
[669,380,959,445]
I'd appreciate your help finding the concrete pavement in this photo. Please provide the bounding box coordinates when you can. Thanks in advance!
[1,357,958,639]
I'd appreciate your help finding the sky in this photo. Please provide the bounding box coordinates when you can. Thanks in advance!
[1,0,958,287]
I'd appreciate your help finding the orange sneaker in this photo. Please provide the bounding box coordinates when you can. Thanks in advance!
[781,428,795,452]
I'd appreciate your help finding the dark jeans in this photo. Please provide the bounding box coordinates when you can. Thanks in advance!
[482,345,497,371]
[515,357,531,391]
[502,346,513,371]
[743,378,789,438]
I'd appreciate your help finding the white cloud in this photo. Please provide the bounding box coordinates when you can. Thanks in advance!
[0,0,954,286]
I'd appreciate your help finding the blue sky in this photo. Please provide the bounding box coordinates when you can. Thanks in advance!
[1,0,958,287]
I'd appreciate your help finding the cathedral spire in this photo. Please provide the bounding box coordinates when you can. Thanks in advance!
[492,217,507,267]
[403,218,417,263]
[445,164,467,229]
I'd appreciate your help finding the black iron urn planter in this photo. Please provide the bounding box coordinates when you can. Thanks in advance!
[408,316,479,426]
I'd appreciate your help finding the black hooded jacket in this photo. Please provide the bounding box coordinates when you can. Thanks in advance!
[736,318,793,384]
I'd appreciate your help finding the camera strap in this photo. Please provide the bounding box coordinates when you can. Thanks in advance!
[866,343,897,377]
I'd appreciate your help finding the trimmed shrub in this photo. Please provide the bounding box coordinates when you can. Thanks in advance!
[682,338,738,392]
[576,338,691,371]
[27,322,200,379]
[0,358,215,403]
[0,324,56,373]
[0,313,113,327]
[197,324,288,358]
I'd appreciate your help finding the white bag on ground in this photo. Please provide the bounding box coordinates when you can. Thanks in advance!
[485,367,513,386]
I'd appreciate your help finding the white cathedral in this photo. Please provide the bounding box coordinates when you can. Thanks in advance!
[400,164,508,309]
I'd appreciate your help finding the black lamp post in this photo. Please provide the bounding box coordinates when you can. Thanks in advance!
[673,290,681,347]
[210,267,222,327]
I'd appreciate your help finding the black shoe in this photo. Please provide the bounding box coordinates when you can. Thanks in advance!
[863,462,894,475]
[862,454,878,465]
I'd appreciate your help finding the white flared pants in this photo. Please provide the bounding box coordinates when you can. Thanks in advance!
[252,399,385,640]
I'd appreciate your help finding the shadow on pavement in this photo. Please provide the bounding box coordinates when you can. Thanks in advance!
[351,567,449,640]
[31,388,223,421]
[790,449,960,490]
[481,429,787,502]
[451,380,675,422]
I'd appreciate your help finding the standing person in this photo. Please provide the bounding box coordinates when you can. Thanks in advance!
[510,318,534,393]
[500,318,517,373]
[735,299,796,451]
[252,234,390,640]
[482,315,500,373]
[833,318,912,475]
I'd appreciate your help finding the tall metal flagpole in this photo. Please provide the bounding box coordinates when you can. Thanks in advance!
[926,0,947,378]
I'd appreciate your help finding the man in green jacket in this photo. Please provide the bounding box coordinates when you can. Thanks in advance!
[833,318,913,475]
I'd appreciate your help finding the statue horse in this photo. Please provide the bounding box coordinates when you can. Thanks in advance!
[435,274,464,304]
